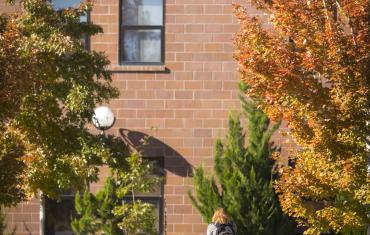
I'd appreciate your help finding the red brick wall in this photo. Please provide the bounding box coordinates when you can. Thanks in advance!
[4,198,41,235]
[0,0,21,13]
[89,1,272,235]
[1,0,294,234]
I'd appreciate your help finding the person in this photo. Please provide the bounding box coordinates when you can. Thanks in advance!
[207,208,237,235]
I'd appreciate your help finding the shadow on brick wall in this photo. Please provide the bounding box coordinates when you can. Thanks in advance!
[119,129,193,178]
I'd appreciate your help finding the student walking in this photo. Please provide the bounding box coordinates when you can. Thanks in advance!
[207,208,237,235]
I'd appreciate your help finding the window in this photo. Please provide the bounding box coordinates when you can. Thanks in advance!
[44,192,76,235]
[43,157,164,235]
[51,0,82,9]
[120,0,164,65]
[123,157,165,235]
[50,0,90,50]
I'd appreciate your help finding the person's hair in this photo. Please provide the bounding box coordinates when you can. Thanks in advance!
[212,208,230,224]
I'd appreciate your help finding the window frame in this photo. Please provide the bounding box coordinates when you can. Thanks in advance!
[49,0,91,51]
[119,0,165,66]
[121,196,164,235]
[122,156,165,235]
[81,12,91,51]
[42,155,165,235]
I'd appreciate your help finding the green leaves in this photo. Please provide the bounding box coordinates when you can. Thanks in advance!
[71,191,97,234]
[113,154,162,234]
[0,0,118,204]
[72,153,162,235]
[66,84,94,114]
[189,95,295,235]
[113,201,157,235]
[188,167,221,223]
[0,130,25,207]
[115,154,161,198]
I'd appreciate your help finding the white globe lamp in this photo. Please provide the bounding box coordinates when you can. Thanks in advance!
[92,106,116,133]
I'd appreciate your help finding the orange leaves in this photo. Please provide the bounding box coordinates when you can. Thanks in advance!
[234,0,370,233]
[0,16,29,117]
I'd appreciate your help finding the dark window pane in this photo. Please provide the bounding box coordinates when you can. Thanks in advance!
[123,30,161,63]
[44,196,75,235]
[136,157,164,196]
[134,184,162,197]
[122,0,163,26]
[144,199,160,233]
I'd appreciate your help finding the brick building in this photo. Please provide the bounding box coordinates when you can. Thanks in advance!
[1,1,291,234]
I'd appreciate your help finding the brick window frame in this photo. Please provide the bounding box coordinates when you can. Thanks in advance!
[119,0,165,66]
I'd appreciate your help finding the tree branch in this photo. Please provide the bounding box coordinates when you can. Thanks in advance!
[335,0,358,45]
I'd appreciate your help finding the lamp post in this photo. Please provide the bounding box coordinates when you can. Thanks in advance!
[92,106,116,135]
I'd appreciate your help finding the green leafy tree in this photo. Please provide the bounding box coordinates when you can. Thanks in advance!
[113,153,161,235]
[189,92,295,235]
[72,151,161,235]
[0,132,25,207]
[72,178,123,235]
[71,136,129,235]
[0,0,118,204]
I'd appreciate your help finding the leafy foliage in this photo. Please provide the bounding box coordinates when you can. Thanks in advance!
[72,150,162,235]
[113,153,161,235]
[188,167,221,222]
[189,94,295,235]
[234,1,370,234]
[0,0,118,204]
[0,131,25,206]
[72,179,123,235]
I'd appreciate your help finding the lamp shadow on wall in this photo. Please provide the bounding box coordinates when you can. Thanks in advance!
[119,129,194,178]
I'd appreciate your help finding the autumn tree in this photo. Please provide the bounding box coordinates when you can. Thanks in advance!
[189,94,295,235]
[0,0,118,205]
[234,1,369,234]
[0,13,26,207]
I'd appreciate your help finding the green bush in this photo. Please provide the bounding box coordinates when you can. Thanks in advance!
[189,93,296,235]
